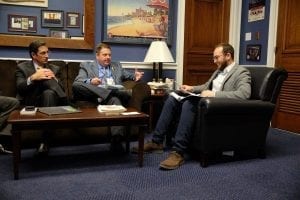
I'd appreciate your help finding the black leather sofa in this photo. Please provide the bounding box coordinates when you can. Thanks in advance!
[0,59,151,149]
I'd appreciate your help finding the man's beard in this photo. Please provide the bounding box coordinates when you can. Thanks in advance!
[218,61,228,71]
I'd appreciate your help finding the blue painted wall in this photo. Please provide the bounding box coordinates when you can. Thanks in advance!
[239,0,270,65]
[0,0,177,81]
[0,0,177,63]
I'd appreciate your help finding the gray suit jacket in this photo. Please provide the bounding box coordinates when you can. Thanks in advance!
[193,64,251,99]
[73,61,135,100]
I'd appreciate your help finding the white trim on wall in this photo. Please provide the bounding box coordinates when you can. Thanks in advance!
[267,0,279,67]
[229,0,242,64]
[175,0,185,86]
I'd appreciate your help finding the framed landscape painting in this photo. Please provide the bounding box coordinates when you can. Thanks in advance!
[103,0,173,45]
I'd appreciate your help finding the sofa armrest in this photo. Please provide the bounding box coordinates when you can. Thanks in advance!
[199,98,275,116]
[124,81,151,111]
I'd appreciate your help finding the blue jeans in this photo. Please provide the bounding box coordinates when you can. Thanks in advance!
[152,95,199,155]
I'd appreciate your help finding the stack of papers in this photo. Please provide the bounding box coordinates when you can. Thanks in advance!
[147,82,168,89]
[97,105,127,115]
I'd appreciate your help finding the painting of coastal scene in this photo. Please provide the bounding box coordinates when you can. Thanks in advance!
[103,0,172,44]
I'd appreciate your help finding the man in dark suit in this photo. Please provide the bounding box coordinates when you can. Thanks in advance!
[15,40,67,156]
[133,43,252,170]
[0,96,19,154]
[72,42,144,152]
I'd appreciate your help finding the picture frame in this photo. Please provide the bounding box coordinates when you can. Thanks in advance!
[246,44,261,61]
[8,14,37,33]
[66,12,80,28]
[41,10,64,28]
[0,0,48,7]
[103,0,173,45]
[49,29,69,39]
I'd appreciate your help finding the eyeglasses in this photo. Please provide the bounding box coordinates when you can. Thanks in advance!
[213,54,224,61]
[37,50,51,56]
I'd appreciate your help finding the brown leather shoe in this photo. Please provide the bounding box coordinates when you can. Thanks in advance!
[131,141,163,154]
[159,151,184,170]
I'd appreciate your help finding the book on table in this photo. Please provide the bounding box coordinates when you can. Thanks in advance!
[38,106,81,115]
[97,105,127,115]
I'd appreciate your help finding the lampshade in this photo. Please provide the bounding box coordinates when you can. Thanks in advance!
[144,41,174,63]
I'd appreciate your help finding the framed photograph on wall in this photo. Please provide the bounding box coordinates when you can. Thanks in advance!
[49,29,69,38]
[0,0,48,7]
[41,10,64,28]
[8,14,37,33]
[103,0,173,45]
[66,12,80,28]
[246,44,261,61]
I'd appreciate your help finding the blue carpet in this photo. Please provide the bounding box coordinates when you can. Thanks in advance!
[0,128,300,200]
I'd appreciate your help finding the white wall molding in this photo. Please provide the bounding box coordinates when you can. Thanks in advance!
[267,0,279,67]
[229,0,242,64]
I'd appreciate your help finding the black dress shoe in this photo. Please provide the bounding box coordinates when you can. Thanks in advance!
[35,143,49,157]
[0,144,12,154]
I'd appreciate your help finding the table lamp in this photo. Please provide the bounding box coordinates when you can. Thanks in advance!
[144,40,174,81]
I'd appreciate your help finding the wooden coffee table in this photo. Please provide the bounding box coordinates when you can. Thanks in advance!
[8,107,149,180]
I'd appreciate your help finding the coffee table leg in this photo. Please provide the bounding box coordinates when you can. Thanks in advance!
[138,125,146,167]
[12,129,21,180]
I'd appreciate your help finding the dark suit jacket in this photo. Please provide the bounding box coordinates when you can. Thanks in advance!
[15,61,65,105]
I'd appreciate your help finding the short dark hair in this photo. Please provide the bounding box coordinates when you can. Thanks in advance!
[29,40,46,58]
[96,42,111,53]
[215,43,234,60]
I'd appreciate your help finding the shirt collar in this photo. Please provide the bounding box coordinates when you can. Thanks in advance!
[223,62,235,74]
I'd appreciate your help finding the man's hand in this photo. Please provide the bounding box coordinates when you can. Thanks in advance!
[179,85,194,93]
[200,90,215,97]
[134,68,144,81]
[30,68,55,81]
[90,77,102,85]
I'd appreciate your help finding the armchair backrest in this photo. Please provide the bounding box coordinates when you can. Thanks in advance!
[245,67,288,104]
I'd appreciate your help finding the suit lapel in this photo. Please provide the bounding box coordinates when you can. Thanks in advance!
[220,65,237,90]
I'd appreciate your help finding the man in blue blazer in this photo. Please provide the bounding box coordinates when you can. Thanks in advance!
[72,42,144,152]
[133,43,252,170]
[15,40,67,156]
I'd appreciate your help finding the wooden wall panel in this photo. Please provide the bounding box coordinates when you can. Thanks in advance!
[183,0,230,85]
[274,0,300,133]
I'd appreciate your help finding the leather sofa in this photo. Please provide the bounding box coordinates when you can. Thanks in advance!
[0,59,151,149]
[191,66,288,167]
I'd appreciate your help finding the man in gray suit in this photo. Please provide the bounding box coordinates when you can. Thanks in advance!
[15,40,67,156]
[72,42,144,152]
[133,43,251,170]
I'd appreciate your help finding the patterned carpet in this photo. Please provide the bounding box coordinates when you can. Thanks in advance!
[0,128,300,200]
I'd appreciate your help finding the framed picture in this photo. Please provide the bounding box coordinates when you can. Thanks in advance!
[103,0,173,45]
[49,29,69,39]
[66,12,80,28]
[8,14,37,33]
[246,44,261,61]
[41,10,64,28]
[0,0,48,7]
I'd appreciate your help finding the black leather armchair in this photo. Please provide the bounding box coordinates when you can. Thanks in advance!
[191,66,288,167]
